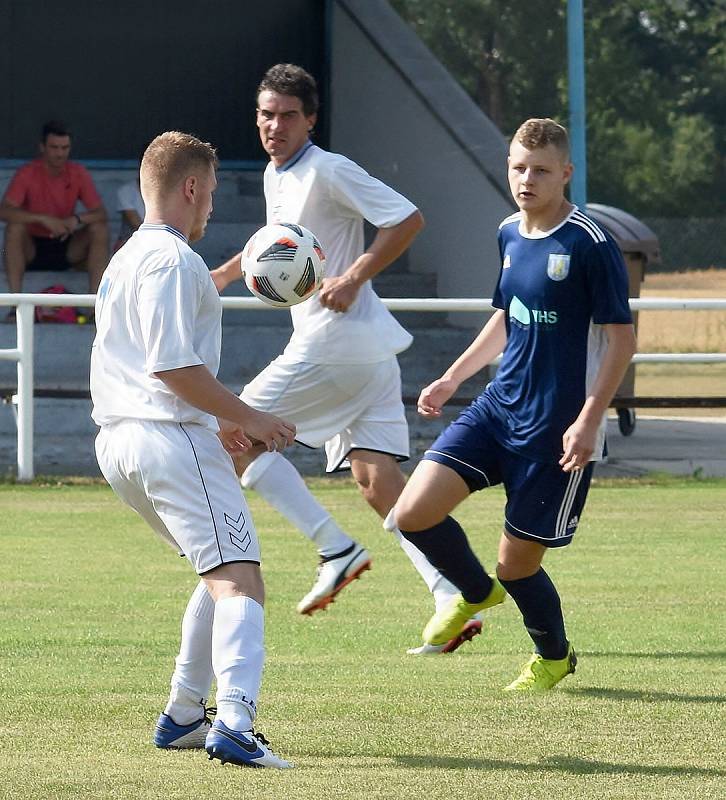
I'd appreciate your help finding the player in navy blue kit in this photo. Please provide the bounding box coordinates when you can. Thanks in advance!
[394,118,637,690]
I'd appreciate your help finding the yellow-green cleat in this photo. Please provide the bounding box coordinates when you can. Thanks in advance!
[422,578,506,646]
[503,644,577,692]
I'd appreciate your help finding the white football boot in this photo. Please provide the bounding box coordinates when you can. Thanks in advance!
[296,543,371,615]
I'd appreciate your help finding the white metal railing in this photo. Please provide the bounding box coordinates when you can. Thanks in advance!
[1,293,725,480]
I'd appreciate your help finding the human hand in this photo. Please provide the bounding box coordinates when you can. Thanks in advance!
[217,418,253,455]
[560,418,597,472]
[417,376,459,418]
[63,215,82,234]
[242,407,296,453]
[318,275,359,313]
[42,215,73,239]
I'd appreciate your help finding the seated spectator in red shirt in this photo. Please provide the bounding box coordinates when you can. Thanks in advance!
[0,120,109,294]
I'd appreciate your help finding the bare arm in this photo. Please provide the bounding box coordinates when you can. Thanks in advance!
[63,205,108,237]
[318,209,425,312]
[154,364,295,452]
[417,309,508,418]
[0,198,107,238]
[210,253,242,294]
[0,197,70,236]
[559,322,637,472]
[73,205,107,225]
[121,209,142,232]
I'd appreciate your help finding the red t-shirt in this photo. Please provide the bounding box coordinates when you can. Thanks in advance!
[3,159,103,238]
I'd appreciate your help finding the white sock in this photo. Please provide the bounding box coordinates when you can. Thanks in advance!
[213,595,264,732]
[383,508,459,611]
[242,451,354,557]
[165,580,215,725]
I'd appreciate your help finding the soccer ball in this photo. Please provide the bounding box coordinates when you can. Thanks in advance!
[242,223,325,307]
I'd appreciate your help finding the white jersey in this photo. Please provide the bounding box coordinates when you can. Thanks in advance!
[264,143,415,364]
[91,223,222,430]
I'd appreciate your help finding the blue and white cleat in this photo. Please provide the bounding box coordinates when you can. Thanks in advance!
[206,720,293,769]
[153,708,214,749]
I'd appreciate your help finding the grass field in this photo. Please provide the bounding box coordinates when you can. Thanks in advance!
[1,477,724,800]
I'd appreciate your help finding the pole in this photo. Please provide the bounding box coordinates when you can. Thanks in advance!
[16,301,35,480]
[567,0,587,209]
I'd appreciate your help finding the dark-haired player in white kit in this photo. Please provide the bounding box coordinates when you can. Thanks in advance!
[211,64,478,653]
[91,131,296,766]
[394,118,637,690]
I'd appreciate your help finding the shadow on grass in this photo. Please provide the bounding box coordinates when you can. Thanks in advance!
[563,685,725,704]
[394,754,726,778]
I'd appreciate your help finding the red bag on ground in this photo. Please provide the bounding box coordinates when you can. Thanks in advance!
[34,285,79,324]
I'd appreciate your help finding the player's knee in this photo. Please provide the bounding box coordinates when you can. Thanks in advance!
[353,472,395,518]
[393,494,435,533]
[351,457,404,512]
[353,472,376,503]
[4,222,28,244]
[235,449,263,483]
[204,561,265,605]
[86,219,108,233]
[496,533,546,581]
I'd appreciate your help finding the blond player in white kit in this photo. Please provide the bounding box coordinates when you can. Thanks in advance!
[91,131,296,768]
[210,64,480,654]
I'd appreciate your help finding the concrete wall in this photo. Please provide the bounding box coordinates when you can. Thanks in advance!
[330,0,515,326]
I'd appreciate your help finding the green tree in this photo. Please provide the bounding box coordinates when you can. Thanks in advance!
[390,0,566,133]
[584,0,725,215]
[390,0,726,216]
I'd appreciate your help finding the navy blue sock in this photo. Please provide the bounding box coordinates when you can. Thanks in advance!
[499,568,568,660]
[400,516,492,603]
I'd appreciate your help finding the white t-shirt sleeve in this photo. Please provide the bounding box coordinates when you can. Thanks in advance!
[117,181,145,215]
[327,158,417,228]
[137,264,205,374]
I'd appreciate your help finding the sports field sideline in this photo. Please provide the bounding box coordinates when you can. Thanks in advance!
[1,475,724,800]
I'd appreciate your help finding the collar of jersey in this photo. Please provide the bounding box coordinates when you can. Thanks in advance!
[517,206,577,239]
[139,223,188,243]
[274,140,314,174]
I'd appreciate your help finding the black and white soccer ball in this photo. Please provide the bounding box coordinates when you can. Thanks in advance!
[242,223,325,308]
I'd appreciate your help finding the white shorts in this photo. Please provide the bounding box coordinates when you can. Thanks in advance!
[240,354,409,472]
[95,419,260,574]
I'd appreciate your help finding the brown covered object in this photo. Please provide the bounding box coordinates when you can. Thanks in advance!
[586,204,661,404]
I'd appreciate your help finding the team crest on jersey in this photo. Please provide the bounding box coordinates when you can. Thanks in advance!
[547,253,570,281]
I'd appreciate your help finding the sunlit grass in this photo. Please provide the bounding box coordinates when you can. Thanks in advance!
[1,477,724,800]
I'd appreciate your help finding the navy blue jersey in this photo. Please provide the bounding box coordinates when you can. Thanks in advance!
[484,207,632,463]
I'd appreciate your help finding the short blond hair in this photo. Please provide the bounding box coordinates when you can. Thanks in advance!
[512,118,570,160]
[140,131,218,199]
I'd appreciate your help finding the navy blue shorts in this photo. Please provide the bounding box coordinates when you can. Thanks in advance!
[423,399,594,547]
[28,236,73,271]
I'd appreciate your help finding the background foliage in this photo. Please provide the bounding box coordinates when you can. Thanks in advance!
[390,0,726,218]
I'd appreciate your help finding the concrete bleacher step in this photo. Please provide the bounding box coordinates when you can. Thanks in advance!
[0,313,476,393]
[0,397,462,477]
[0,316,483,477]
